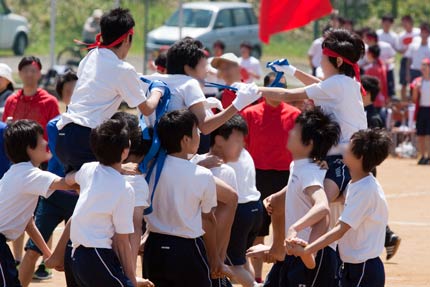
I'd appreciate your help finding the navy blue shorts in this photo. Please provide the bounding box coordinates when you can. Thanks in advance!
[25,194,78,255]
[144,232,212,287]
[256,169,290,236]
[264,247,337,287]
[325,155,351,195]
[71,246,133,287]
[416,107,430,136]
[64,242,79,287]
[410,69,422,85]
[340,257,385,287]
[56,123,96,173]
[399,57,408,85]
[0,233,21,287]
[226,200,263,266]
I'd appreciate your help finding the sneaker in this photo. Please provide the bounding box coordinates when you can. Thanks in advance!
[385,233,401,260]
[33,262,53,280]
[425,158,430,165]
[418,156,427,165]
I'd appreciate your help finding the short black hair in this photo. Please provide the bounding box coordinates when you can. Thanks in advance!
[240,41,252,49]
[322,29,365,78]
[100,8,135,49]
[368,44,381,59]
[111,112,152,158]
[350,129,392,173]
[382,14,395,23]
[154,52,167,69]
[401,15,413,23]
[90,119,130,165]
[263,72,287,88]
[295,107,340,161]
[167,38,206,74]
[18,56,42,71]
[213,40,226,51]
[157,109,199,154]
[365,30,378,41]
[210,115,248,147]
[55,71,78,98]
[361,75,380,102]
[4,120,44,163]
[420,22,430,33]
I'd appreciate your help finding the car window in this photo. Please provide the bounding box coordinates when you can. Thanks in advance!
[232,8,250,26]
[245,8,258,25]
[165,8,213,28]
[214,9,233,29]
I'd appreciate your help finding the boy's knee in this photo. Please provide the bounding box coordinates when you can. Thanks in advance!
[24,249,41,261]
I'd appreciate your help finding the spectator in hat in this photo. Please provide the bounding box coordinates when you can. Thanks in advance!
[82,9,103,44]
[0,63,15,117]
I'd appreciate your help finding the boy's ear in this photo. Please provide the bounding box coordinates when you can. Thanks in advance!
[121,147,130,162]
[336,57,344,68]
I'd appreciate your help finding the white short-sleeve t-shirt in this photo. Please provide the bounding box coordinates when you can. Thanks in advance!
[124,174,150,208]
[378,41,397,71]
[145,155,217,238]
[191,153,239,192]
[227,149,261,203]
[0,162,59,240]
[305,75,368,155]
[405,42,430,70]
[397,28,420,53]
[339,175,388,264]
[70,162,135,250]
[285,159,327,244]
[308,37,324,68]
[376,29,398,50]
[58,48,150,129]
[239,56,263,83]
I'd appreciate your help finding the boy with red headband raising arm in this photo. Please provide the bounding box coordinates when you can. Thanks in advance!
[260,29,367,205]
[56,8,164,173]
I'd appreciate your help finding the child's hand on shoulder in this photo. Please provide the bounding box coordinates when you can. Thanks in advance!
[121,162,141,175]
[197,155,223,169]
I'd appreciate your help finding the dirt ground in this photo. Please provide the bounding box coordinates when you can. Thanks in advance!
[15,157,429,286]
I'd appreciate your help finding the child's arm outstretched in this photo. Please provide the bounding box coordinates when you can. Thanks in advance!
[213,176,238,261]
[285,185,330,268]
[202,208,224,278]
[25,218,51,259]
[287,221,350,258]
[138,89,163,116]
[45,219,71,270]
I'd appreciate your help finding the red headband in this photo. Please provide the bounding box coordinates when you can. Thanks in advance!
[322,48,366,96]
[75,28,134,50]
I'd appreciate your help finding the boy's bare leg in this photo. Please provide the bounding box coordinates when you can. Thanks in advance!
[13,233,25,263]
[251,236,265,280]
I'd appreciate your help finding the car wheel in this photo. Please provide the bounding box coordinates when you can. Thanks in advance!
[252,45,262,59]
[13,33,27,56]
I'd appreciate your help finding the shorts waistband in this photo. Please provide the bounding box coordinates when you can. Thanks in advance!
[149,232,200,242]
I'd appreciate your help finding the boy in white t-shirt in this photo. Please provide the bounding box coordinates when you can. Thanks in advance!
[247,108,341,287]
[239,41,262,83]
[66,119,151,287]
[144,37,261,154]
[144,109,227,286]
[260,28,367,203]
[56,8,164,173]
[287,129,391,287]
[0,120,75,286]
[195,115,263,287]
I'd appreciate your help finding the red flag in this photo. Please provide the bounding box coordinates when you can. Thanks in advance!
[259,0,333,44]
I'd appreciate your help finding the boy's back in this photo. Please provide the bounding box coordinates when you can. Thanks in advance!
[70,161,135,249]
[145,155,216,238]
[305,74,368,154]
[339,175,388,263]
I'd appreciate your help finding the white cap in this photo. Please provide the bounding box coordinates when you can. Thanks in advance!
[0,63,15,86]
[211,53,240,69]
[93,9,103,18]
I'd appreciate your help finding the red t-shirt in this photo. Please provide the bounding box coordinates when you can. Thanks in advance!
[241,101,301,171]
[2,88,60,140]
[364,60,388,108]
